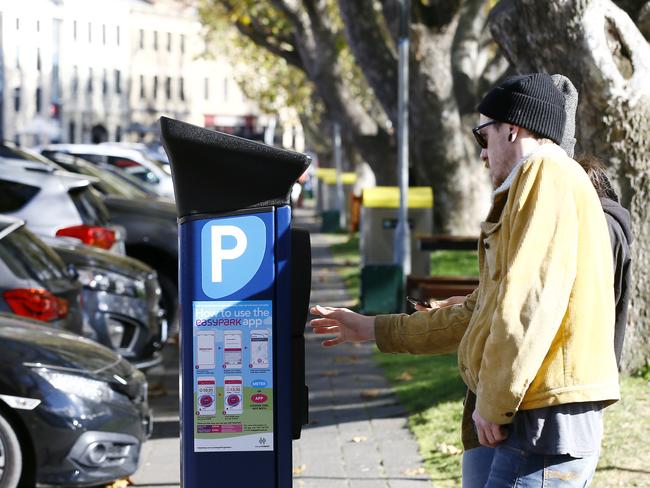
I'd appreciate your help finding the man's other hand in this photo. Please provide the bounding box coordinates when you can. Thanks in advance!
[309,305,375,347]
[472,408,508,448]
[414,295,466,312]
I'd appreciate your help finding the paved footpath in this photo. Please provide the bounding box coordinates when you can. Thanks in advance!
[129,205,431,488]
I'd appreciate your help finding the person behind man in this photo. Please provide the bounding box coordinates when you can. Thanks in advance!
[578,156,633,368]
[310,73,620,486]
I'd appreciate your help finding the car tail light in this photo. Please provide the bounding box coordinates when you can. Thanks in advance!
[3,288,69,322]
[56,225,116,250]
[113,158,139,168]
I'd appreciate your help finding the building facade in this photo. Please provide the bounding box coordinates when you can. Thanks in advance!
[0,0,293,147]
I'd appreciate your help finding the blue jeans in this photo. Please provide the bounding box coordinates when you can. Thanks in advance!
[462,442,598,487]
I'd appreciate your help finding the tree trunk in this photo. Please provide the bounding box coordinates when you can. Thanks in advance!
[409,21,492,234]
[489,0,650,372]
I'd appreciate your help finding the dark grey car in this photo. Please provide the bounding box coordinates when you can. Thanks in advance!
[0,312,151,487]
[42,236,167,370]
[0,216,84,335]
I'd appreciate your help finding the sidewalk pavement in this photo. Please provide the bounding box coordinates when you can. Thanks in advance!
[291,205,430,488]
[129,204,431,488]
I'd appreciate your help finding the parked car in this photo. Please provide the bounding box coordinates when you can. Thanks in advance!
[37,144,174,200]
[0,216,84,336]
[0,157,126,255]
[3,146,180,328]
[0,312,152,487]
[42,235,167,370]
[100,141,170,169]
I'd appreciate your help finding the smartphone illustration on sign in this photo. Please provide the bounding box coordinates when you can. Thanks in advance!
[250,329,270,369]
[223,330,242,369]
[197,377,216,416]
[224,376,243,415]
[196,331,216,370]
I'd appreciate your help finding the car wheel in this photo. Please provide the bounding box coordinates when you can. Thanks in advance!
[0,413,22,488]
[158,272,178,337]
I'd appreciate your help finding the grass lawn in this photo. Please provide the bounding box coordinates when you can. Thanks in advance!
[327,232,650,487]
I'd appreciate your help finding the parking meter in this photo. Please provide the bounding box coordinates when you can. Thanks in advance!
[159,117,310,488]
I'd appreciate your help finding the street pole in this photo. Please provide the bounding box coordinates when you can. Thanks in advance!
[333,122,346,230]
[393,0,411,276]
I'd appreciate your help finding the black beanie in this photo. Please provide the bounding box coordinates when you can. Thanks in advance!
[477,73,566,145]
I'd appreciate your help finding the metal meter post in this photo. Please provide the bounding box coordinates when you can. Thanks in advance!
[160,117,310,488]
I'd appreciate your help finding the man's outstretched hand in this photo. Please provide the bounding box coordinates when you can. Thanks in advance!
[309,305,376,347]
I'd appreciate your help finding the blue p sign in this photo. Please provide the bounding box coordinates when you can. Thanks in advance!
[200,215,269,298]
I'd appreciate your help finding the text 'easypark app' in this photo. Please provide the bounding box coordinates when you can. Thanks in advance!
[200,215,271,298]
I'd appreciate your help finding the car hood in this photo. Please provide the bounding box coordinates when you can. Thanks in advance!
[0,313,134,380]
[42,235,154,278]
[103,195,177,221]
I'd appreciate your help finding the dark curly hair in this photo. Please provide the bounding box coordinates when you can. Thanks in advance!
[577,155,619,202]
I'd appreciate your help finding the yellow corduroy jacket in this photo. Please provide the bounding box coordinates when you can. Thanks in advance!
[375,144,620,425]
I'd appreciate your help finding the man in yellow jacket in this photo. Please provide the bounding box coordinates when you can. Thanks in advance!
[310,73,620,487]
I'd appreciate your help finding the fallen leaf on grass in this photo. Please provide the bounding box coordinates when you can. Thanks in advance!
[404,467,426,476]
[351,436,368,443]
[437,443,463,455]
[397,371,414,381]
[292,464,307,475]
[360,389,381,399]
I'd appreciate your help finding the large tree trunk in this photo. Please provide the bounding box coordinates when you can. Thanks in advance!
[489,0,650,372]
[340,0,493,233]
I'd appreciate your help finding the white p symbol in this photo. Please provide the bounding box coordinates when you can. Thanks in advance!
[211,225,247,283]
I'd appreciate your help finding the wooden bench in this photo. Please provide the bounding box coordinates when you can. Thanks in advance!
[406,275,479,303]
[417,234,479,251]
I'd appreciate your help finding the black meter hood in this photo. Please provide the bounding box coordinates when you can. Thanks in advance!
[159,116,311,219]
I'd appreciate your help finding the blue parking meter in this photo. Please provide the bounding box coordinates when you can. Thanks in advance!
[160,117,310,488]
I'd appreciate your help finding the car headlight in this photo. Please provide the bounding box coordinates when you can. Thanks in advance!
[77,267,145,299]
[34,369,131,406]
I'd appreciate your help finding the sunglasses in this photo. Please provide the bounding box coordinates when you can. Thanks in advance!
[472,120,498,149]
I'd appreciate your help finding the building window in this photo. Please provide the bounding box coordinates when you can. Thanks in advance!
[102,24,106,45]
[102,69,108,95]
[153,76,158,99]
[180,34,185,54]
[179,78,185,101]
[116,26,120,46]
[223,78,229,101]
[36,87,42,113]
[13,87,21,112]
[165,77,171,100]
[139,75,145,99]
[167,32,172,51]
[16,18,20,30]
[115,125,122,142]
[37,48,41,71]
[115,70,121,94]
[36,20,40,32]
[87,68,93,94]
[204,77,209,100]
[153,31,158,50]
[73,20,77,41]
[72,66,79,95]
[139,29,144,49]
[88,22,92,43]
[69,121,76,143]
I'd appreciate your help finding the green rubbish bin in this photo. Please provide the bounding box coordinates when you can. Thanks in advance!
[359,186,433,313]
[315,168,357,232]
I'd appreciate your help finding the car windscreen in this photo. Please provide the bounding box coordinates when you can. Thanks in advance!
[0,225,68,282]
[106,156,161,185]
[68,186,110,226]
[42,151,149,199]
[0,178,41,212]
